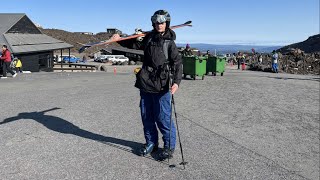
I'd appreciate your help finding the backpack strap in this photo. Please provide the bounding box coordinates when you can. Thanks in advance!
[146,36,170,61]
[145,36,152,52]
[163,40,170,61]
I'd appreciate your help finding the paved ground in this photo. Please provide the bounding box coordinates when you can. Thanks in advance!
[0,67,319,180]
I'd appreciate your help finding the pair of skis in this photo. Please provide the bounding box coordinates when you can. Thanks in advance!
[78,21,192,53]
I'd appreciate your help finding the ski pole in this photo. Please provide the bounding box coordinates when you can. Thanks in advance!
[171,94,187,169]
[168,100,173,167]
[168,65,187,169]
[168,66,173,167]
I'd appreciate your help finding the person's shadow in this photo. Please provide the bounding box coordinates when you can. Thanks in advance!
[0,108,143,155]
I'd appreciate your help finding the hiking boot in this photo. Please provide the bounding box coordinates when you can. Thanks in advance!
[140,143,158,156]
[158,148,174,161]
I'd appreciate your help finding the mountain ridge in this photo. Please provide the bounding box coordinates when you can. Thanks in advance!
[177,43,282,54]
[277,34,320,53]
[39,28,319,54]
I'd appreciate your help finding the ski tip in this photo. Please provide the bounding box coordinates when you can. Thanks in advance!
[78,46,90,53]
[184,21,192,27]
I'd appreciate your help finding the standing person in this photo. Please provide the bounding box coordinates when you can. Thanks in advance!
[272,50,279,73]
[205,50,211,57]
[232,53,236,65]
[258,54,263,65]
[55,55,59,62]
[14,57,23,73]
[82,54,87,63]
[0,51,2,76]
[241,53,246,70]
[237,51,241,70]
[181,43,193,56]
[111,10,182,160]
[1,45,16,79]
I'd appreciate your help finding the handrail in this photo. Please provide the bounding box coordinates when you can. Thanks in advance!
[54,63,96,68]
[53,63,97,72]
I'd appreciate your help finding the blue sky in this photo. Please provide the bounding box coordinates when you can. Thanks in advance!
[5,0,320,46]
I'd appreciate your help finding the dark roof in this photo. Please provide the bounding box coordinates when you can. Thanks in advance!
[0,13,73,54]
[5,34,72,54]
[0,13,24,34]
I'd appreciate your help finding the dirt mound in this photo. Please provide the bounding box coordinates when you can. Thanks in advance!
[247,52,320,75]
[40,28,118,54]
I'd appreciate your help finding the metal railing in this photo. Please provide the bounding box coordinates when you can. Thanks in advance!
[53,63,97,72]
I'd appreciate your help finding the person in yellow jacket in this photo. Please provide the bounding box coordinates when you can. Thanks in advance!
[13,57,23,73]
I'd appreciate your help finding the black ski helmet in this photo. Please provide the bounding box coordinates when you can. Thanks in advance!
[151,10,171,29]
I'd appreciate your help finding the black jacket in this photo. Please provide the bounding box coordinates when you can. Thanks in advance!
[120,28,182,93]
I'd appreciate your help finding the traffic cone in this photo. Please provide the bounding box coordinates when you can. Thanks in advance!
[114,67,117,75]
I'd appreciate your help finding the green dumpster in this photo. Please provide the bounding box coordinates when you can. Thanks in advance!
[183,56,207,80]
[206,56,226,76]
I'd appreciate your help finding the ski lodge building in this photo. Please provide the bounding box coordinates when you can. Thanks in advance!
[0,13,73,72]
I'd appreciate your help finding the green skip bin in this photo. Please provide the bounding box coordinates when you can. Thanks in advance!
[183,56,207,80]
[206,56,226,76]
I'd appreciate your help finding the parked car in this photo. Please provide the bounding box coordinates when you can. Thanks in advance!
[94,55,129,63]
[54,55,79,63]
[107,55,129,62]
[94,56,102,62]
[94,55,109,62]
[63,56,81,63]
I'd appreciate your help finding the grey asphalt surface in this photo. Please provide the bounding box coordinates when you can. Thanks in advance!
[0,67,319,180]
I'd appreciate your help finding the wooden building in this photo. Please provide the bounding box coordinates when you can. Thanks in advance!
[0,13,73,72]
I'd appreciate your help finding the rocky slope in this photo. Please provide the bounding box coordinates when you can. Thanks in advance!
[278,34,320,54]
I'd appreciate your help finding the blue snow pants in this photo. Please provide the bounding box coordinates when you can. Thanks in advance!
[272,63,278,73]
[140,91,176,150]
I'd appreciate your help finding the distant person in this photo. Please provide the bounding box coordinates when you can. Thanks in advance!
[55,55,59,62]
[182,43,193,56]
[1,45,16,79]
[13,57,23,73]
[232,53,236,65]
[236,51,242,69]
[82,55,87,63]
[205,50,211,57]
[272,50,279,73]
[0,52,2,75]
[241,54,246,70]
[258,54,263,64]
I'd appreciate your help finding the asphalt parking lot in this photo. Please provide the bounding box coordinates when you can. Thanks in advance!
[0,68,319,180]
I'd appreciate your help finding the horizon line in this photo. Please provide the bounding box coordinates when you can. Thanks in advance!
[176,42,291,46]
